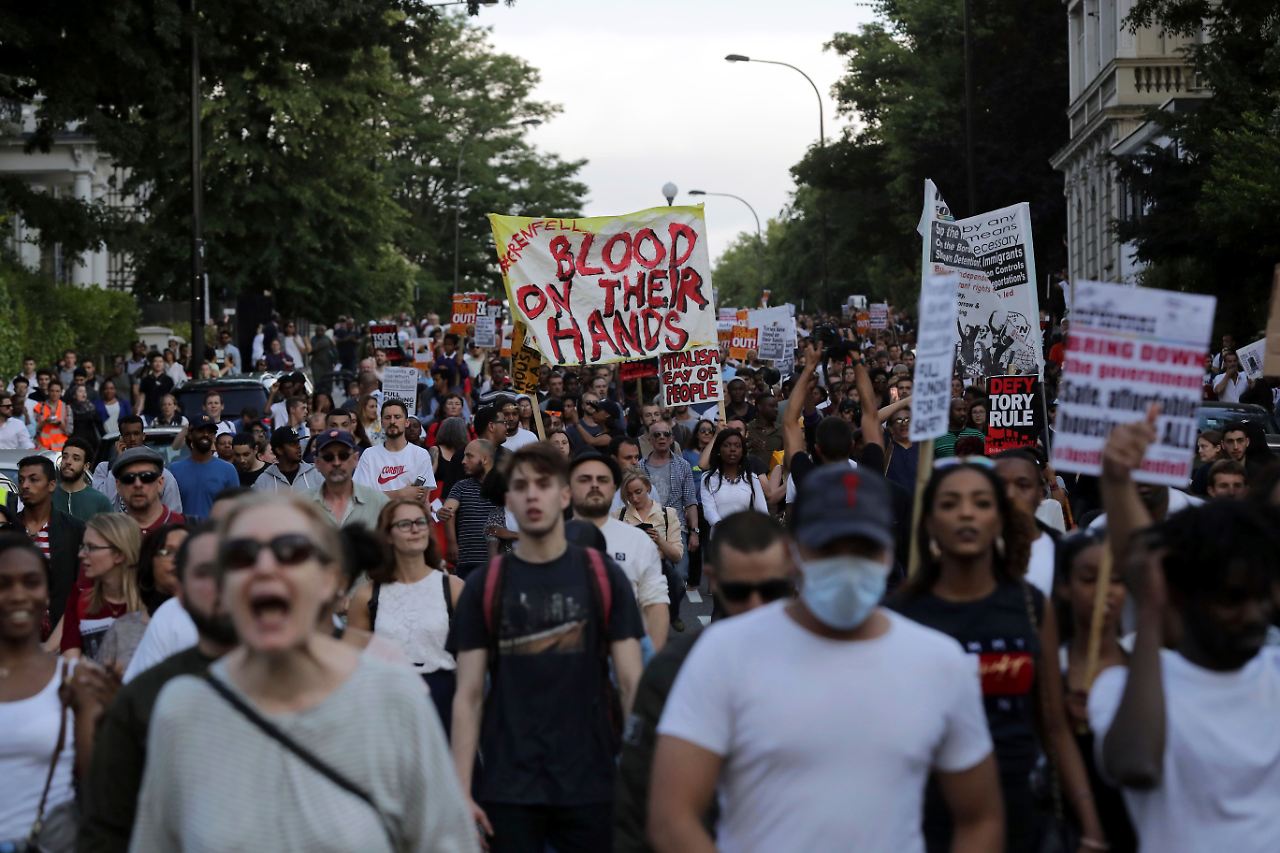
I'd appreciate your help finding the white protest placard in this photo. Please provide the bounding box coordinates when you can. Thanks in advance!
[1052,280,1215,487]
[918,179,1043,384]
[381,366,419,414]
[869,303,889,330]
[659,347,722,407]
[489,206,717,366]
[474,314,497,350]
[757,323,788,361]
[1236,338,1266,380]
[910,274,960,442]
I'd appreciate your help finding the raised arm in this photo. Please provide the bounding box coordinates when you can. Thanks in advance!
[853,353,883,452]
[784,342,821,464]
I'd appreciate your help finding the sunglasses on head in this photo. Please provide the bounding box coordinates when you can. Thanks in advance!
[319,450,353,463]
[118,470,161,485]
[717,578,794,603]
[220,533,327,570]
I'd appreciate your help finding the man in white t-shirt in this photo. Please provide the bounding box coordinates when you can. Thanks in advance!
[353,398,435,503]
[650,464,1001,852]
[569,452,669,652]
[1088,415,1280,852]
[1212,350,1251,403]
[499,396,538,451]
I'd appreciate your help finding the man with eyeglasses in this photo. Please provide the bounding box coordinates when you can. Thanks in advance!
[0,390,34,449]
[614,510,794,850]
[113,446,186,536]
[91,416,184,514]
[308,429,386,528]
[649,465,1001,852]
[16,455,85,631]
[441,439,502,579]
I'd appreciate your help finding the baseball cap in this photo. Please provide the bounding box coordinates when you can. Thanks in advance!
[791,463,894,551]
[315,429,356,451]
[270,426,301,448]
[111,446,166,477]
[188,414,217,431]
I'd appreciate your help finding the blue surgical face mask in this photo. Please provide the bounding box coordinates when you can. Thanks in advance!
[796,553,888,631]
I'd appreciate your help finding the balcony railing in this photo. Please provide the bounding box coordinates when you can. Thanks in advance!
[1134,64,1204,94]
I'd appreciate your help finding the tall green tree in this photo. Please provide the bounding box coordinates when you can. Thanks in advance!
[1116,0,1280,331]
[0,3,585,319]
[714,0,1068,311]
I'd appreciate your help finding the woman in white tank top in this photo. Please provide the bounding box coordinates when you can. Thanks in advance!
[347,499,464,737]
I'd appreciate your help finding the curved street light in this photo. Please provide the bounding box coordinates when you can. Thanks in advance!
[661,181,678,206]
[689,189,764,290]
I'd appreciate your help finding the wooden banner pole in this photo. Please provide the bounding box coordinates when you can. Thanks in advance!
[906,438,936,578]
[1083,541,1113,689]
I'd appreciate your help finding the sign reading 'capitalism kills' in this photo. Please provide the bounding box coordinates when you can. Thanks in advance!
[489,206,717,366]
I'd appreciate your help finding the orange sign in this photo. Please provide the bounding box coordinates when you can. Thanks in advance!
[728,325,758,361]
[855,311,871,335]
[450,292,486,336]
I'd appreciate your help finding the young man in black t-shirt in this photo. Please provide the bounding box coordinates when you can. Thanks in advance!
[452,442,644,853]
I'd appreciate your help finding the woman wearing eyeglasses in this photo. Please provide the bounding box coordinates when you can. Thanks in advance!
[131,494,476,851]
[889,461,1106,853]
[347,500,464,738]
[95,523,189,673]
[60,514,145,664]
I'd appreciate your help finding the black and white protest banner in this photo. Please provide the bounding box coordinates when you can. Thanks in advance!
[985,375,1041,454]
[910,273,960,442]
[659,346,722,408]
[381,366,419,413]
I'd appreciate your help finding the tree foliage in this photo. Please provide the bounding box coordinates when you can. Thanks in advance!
[1116,0,1280,331]
[0,3,585,319]
[711,0,1068,311]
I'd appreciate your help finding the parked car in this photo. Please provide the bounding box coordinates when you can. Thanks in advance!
[175,375,273,423]
[1197,401,1280,455]
[92,426,188,470]
[0,448,66,509]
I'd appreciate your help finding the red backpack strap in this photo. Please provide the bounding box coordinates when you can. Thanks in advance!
[584,546,612,628]
[481,554,505,638]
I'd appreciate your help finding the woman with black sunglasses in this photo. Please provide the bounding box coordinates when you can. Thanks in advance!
[130,494,475,851]
[889,462,1106,853]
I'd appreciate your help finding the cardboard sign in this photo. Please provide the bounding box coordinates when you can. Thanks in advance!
[1051,280,1216,487]
[474,315,497,350]
[381,366,419,413]
[1266,264,1280,377]
[1237,338,1266,380]
[509,321,543,394]
[985,375,1041,454]
[619,358,658,382]
[869,303,889,330]
[918,179,1044,384]
[500,323,513,357]
[757,322,789,362]
[450,292,486,336]
[368,323,407,363]
[728,325,758,361]
[910,274,960,442]
[717,321,734,348]
[660,347,722,407]
[489,206,717,365]
[855,312,870,335]
[718,307,740,322]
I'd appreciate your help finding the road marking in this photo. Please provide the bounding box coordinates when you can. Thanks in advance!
[698,615,711,627]
[686,589,702,604]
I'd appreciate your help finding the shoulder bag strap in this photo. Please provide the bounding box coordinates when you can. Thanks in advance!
[202,673,399,850]
[27,669,69,844]
[368,582,381,629]
[441,570,454,626]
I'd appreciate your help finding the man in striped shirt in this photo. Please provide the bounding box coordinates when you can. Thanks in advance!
[16,454,85,630]
[442,439,502,580]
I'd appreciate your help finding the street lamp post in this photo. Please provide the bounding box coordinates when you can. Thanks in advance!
[725,53,828,310]
[454,118,541,292]
[688,189,764,291]
[189,0,205,376]
[661,182,678,206]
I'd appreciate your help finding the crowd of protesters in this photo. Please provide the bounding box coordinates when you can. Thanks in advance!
[0,304,1277,853]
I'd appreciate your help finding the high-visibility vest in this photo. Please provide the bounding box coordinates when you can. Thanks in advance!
[34,400,67,451]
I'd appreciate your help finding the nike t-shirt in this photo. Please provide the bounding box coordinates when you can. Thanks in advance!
[354,442,436,493]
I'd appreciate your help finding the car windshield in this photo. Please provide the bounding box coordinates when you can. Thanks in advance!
[176,386,267,420]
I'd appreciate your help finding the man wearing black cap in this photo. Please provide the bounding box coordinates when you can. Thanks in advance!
[650,464,1001,853]
[167,414,240,519]
[114,446,186,535]
[230,433,267,487]
[308,429,386,528]
[252,426,321,493]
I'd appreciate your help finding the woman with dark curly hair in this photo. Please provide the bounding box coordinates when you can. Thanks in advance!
[890,460,1105,853]
[137,523,189,615]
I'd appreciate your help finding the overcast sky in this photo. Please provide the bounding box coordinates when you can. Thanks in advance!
[483,0,876,264]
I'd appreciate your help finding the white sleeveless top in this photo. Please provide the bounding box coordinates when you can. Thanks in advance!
[0,663,76,839]
[372,571,455,674]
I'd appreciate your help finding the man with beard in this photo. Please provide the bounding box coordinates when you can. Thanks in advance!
[0,389,33,449]
[91,416,184,513]
[53,436,112,521]
[354,399,435,502]
[442,439,502,579]
[252,427,322,493]
[614,511,794,850]
[230,434,268,487]
[166,415,239,519]
[571,452,668,653]
[82,525,238,852]
[16,455,85,630]
[308,429,386,528]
